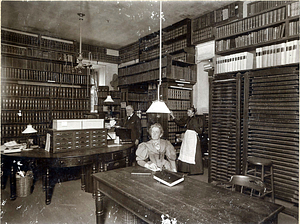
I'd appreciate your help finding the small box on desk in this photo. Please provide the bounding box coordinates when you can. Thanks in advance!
[53,119,82,130]
[53,119,104,130]
[82,119,104,129]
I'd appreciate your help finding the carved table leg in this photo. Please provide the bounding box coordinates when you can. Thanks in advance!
[45,168,52,205]
[95,186,105,224]
[81,165,86,191]
[92,163,97,198]
[10,165,16,200]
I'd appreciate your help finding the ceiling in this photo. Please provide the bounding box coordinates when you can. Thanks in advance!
[1,1,234,50]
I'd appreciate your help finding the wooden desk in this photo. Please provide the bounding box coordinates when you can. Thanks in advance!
[93,166,284,224]
[1,143,134,205]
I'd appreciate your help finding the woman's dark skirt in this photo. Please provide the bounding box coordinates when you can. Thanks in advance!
[177,136,203,175]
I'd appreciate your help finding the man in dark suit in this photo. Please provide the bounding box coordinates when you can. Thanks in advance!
[123,105,141,146]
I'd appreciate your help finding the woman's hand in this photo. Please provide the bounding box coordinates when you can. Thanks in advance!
[170,111,175,119]
[145,163,161,172]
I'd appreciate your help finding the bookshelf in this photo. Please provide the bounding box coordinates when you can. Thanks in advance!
[139,18,194,63]
[192,1,243,45]
[80,43,119,64]
[215,2,299,55]
[209,1,299,204]
[1,28,90,145]
[118,55,196,144]
[97,87,121,120]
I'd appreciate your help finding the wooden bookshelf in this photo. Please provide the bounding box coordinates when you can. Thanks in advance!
[192,1,243,45]
[139,18,193,63]
[210,1,299,204]
[215,2,299,55]
[1,28,90,145]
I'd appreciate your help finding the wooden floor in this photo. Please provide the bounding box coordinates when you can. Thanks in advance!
[1,168,298,224]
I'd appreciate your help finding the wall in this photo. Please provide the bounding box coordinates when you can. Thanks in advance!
[193,40,215,115]
[83,59,118,90]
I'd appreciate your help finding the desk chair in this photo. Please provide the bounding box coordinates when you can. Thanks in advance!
[228,175,267,198]
[244,156,275,202]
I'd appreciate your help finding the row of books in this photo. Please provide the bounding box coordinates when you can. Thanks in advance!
[168,88,190,100]
[289,20,299,36]
[119,57,164,76]
[256,40,299,68]
[118,68,161,86]
[168,121,186,133]
[163,25,187,43]
[1,44,75,62]
[2,98,90,110]
[128,92,149,102]
[167,99,191,110]
[215,52,254,74]
[2,56,75,73]
[216,6,286,39]
[247,1,288,16]
[2,111,50,124]
[119,41,139,63]
[50,99,90,110]
[216,23,286,52]
[288,1,300,17]
[193,11,215,31]
[40,38,75,52]
[1,124,49,138]
[2,29,39,46]
[2,98,50,110]
[168,65,197,82]
[215,40,299,74]
[2,83,88,99]
[50,111,87,120]
[140,39,188,62]
[171,52,191,63]
[81,43,106,53]
[82,50,119,64]
[192,27,213,43]
[2,67,88,85]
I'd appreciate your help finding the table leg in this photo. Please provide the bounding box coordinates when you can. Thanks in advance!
[92,163,97,198]
[10,165,16,200]
[45,168,53,205]
[95,186,105,224]
[81,166,86,191]
[1,162,8,190]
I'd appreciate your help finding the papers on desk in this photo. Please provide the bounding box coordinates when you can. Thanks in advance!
[1,141,24,153]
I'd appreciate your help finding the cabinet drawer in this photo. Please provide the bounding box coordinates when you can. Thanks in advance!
[106,159,126,171]
[55,157,84,168]
[53,145,74,153]
[91,130,106,135]
[91,142,106,148]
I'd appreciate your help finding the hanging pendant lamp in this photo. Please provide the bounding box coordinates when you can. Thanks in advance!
[75,12,85,73]
[146,1,170,114]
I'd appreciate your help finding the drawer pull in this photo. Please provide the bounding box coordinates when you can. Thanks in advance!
[60,160,64,164]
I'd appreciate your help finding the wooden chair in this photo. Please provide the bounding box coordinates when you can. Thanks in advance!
[227,175,267,198]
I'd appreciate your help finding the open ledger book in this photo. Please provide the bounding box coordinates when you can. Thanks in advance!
[153,170,184,187]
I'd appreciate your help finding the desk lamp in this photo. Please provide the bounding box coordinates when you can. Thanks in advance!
[22,124,37,149]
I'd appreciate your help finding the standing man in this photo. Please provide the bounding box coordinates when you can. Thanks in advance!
[123,105,141,146]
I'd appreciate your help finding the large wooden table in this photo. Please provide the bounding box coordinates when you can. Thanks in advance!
[93,166,284,224]
[1,143,134,205]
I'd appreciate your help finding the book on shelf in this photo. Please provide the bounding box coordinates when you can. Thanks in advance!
[153,169,184,187]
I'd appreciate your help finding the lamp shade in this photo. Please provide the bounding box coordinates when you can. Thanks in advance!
[146,100,171,114]
[104,95,114,103]
[22,124,37,134]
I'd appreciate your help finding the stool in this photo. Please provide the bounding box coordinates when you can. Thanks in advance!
[244,156,275,202]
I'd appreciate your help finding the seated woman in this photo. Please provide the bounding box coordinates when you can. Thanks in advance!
[136,123,177,172]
